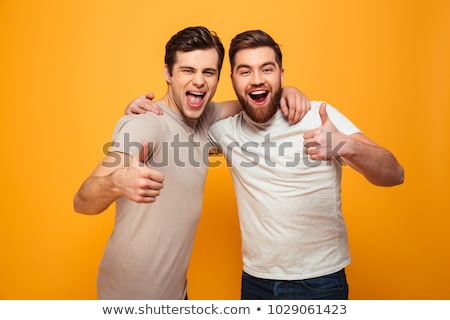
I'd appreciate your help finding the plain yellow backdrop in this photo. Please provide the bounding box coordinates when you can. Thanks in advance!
[1,0,449,299]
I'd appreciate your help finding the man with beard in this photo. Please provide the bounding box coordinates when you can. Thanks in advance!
[207,30,404,299]
[126,29,404,300]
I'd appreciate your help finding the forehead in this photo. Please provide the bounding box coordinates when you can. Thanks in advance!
[173,48,219,69]
[233,47,277,67]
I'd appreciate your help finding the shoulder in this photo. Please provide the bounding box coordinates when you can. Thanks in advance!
[199,101,222,126]
[208,111,243,147]
[308,100,361,134]
[306,101,347,121]
[309,100,339,113]
[111,113,167,143]
[113,113,165,134]
[114,113,161,129]
[210,110,242,130]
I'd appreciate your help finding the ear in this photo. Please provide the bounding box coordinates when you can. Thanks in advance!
[230,72,238,92]
[280,68,284,86]
[164,64,171,83]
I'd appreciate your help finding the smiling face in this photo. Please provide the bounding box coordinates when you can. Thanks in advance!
[231,46,284,123]
[164,48,220,120]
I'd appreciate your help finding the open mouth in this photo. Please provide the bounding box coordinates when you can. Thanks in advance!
[186,91,206,107]
[249,90,269,104]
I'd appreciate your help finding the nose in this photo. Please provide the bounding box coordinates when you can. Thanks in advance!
[192,71,206,87]
[251,71,265,86]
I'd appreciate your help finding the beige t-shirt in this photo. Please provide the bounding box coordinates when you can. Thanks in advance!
[98,102,221,299]
[209,102,360,280]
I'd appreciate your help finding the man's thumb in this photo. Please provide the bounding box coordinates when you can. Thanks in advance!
[319,103,329,126]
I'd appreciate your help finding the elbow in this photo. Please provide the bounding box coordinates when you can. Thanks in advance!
[394,165,405,186]
[73,194,86,214]
[73,194,81,213]
[388,164,404,186]
[374,165,404,187]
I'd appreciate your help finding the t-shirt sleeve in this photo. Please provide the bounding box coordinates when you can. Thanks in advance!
[207,115,227,152]
[320,102,361,135]
[204,101,222,126]
[109,114,162,157]
[198,101,222,150]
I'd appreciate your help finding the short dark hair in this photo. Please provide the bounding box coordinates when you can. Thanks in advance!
[165,26,225,77]
[229,30,283,70]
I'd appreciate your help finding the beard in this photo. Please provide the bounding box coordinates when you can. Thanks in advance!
[237,86,283,123]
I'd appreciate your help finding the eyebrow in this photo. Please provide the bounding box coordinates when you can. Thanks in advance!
[235,61,277,70]
[179,65,218,72]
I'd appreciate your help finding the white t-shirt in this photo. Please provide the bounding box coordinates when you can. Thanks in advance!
[209,101,360,280]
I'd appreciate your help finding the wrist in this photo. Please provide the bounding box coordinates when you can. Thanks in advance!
[338,135,357,160]
[109,168,126,196]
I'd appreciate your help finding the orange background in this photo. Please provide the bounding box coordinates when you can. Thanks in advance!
[1,0,449,299]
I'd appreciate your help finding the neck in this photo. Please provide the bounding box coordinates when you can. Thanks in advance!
[160,93,179,115]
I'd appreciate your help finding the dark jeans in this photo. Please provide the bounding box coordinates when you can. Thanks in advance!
[241,269,349,300]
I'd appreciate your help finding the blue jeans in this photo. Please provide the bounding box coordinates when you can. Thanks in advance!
[241,269,349,300]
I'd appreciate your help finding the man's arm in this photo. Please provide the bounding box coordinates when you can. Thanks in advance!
[125,87,311,124]
[73,145,164,214]
[339,133,404,186]
[303,103,404,186]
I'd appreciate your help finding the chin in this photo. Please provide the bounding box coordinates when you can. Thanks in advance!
[245,103,277,123]
[184,108,204,120]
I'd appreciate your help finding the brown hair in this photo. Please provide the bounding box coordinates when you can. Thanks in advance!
[229,30,283,70]
[164,26,225,78]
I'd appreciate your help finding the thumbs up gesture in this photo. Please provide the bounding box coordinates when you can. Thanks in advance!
[112,141,164,203]
[303,103,347,161]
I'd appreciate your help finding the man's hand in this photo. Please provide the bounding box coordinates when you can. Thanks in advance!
[112,141,164,203]
[125,92,163,115]
[303,103,347,161]
[303,103,404,186]
[280,87,311,124]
